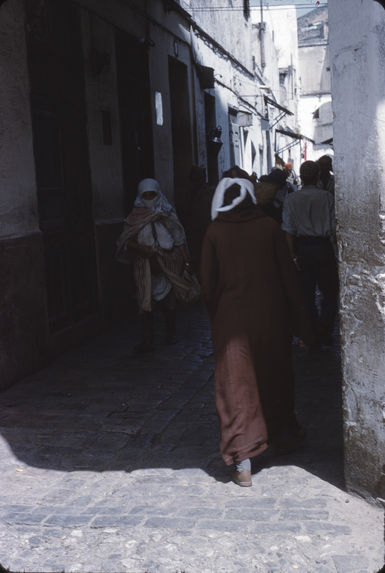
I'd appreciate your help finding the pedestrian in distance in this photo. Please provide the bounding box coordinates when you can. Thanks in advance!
[282,160,338,346]
[200,169,313,487]
[115,178,197,352]
[259,168,295,225]
[316,154,335,195]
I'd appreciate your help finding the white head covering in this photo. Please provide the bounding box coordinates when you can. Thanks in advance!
[135,178,174,214]
[211,177,256,220]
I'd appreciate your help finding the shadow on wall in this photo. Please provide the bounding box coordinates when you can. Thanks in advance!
[0,306,344,489]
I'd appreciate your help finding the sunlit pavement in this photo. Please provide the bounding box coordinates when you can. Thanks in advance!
[0,304,383,572]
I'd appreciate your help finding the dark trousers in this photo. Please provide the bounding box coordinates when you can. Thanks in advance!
[295,236,339,339]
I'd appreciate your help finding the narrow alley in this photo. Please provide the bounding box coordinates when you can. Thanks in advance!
[0,304,382,573]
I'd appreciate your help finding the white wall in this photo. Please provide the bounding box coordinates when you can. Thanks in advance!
[0,0,39,238]
[191,0,254,71]
[252,6,301,174]
[329,0,385,500]
[298,94,332,159]
[298,39,332,161]
[81,12,126,221]
[299,44,331,95]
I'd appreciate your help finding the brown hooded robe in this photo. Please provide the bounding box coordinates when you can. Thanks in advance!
[200,207,309,466]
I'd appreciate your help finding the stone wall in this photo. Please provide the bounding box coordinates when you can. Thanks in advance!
[329,0,385,500]
[0,0,48,390]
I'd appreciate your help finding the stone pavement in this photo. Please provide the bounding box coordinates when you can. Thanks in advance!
[0,304,383,573]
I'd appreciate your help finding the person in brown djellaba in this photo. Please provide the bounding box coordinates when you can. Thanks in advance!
[200,169,313,487]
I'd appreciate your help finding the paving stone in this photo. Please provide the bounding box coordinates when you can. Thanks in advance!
[303,521,352,535]
[175,506,222,518]
[251,522,302,534]
[279,497,328,508]
[3,512,50,525]
[196,518,255,532]
[225,497,276,508]
[91,514,144,528]
[224,508,274,521]
[0,305,383,573]
[144,516,197,530]
[129,505,177,516]
[279,509,330,521]
[44,514,94,527]
[332,554,373,572]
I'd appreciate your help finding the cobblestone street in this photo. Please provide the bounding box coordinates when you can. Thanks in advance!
[0,304,383,573]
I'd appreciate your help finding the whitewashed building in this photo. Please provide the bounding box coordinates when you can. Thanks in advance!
[252,5,305,177]
[329,0,385,502]
[0,0,273,388]
[297,6,333,161]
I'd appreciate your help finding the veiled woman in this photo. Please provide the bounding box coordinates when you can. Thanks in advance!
[116,178,192,352]
[200,174,311,486]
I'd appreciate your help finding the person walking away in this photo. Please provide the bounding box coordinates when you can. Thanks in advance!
[116,178,192,352]
[317,155,335,195]
[284,162,299,192]
[200,174,313,487]
[259,168,295,224]
[282,160,338,346]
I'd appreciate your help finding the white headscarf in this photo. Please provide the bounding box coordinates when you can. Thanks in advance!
[211,177,256,220]
[135,178,174,214]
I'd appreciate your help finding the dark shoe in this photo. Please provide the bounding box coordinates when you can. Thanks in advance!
[232,469,252,487]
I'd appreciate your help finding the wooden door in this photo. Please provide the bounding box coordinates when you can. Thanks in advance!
[26,0,98,332]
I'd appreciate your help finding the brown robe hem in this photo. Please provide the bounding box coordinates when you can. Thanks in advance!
[222,440,269,466]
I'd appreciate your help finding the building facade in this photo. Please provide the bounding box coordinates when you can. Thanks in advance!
[252,5,303,176]
[1,0,280,389]
[329,0,385,501]
[297,6,333,160]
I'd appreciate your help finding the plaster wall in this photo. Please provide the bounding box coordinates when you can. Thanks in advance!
[329,0,385,500]
[148,22,194,201]
[190,30,264,177]
[0,0,39,238]
[251,6,301,171]
[297,93,332,158]
[191,0,254,72]
[81,11,136,320]
[77,0,146,40]
[0,0,48,389]
[251,11,280,97]
[267,6,299,71]
[299,44,331,95]
[266,7,299,121]
[81,12,125,221]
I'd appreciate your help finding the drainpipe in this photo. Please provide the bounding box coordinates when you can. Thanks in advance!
[189,25,198,164]
[259,0,266,70]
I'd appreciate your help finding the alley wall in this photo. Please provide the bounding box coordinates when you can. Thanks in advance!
[0,0,48,387]
[0,0,307,389]
[329,0,385,501]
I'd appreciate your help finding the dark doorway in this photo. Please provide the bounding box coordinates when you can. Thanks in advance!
[204,93,219,186]
[115,30,154,212]
[168,57,193,225]
[228,108,241,168]
[26,0,98,333]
